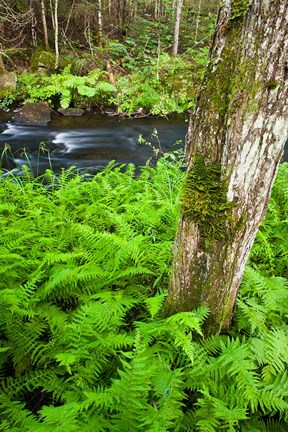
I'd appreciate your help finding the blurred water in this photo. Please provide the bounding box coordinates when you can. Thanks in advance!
[0,112,188,174]
[0,110,286,176]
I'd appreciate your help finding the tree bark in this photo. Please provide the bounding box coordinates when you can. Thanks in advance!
[64,0,75,37]
[30,0,37,47]
[49,0,55,30]
[98,0,103,47]
[0,53,5,74]
[194,0,202,43]
[53,0,59,69]
[41,0,50,50]
[171,0,184,56]
[166,0,288,334]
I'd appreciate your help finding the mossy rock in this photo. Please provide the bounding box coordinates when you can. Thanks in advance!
[0,72,17,99]
[58,108,85,116]
[12,101,51,126]
[30,51,56,72]
[0,72,17,90]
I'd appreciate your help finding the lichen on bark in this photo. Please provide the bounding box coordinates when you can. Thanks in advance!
[204,22,260,125]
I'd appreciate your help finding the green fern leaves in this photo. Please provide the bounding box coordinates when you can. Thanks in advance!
[16,68,116,109]
[0,160,287,431]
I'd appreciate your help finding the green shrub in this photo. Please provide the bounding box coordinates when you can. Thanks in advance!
[11,49,208,115]
[116,57,197,116]
[15,67,116,108]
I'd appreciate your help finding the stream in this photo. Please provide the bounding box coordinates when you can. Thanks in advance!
[0,111,188,175]
[0,110,287,176]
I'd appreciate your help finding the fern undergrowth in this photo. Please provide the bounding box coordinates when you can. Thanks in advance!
[0,157,287,431]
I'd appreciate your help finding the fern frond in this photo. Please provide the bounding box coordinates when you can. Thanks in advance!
[145,293,167,319]
[95,81,117,93]
[166,307,210,335]
[0,394,39,431]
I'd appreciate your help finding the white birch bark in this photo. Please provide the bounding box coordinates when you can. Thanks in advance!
[54,0,59,69]
[98,0,103,47]
[30,0,37,47]
[171,0,184,56]
[41,0,49,50]
[194,0,202,43]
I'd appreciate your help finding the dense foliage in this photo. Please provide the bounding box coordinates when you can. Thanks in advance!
[4,53,205,115]
[0,1,217,115]
[0,155,287,431]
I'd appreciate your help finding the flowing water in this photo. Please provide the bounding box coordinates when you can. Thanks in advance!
[0,110,287,175]
[0,111,188,175]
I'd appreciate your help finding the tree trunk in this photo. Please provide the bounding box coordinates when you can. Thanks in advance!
[49,0,55,30]
[166,0,288,335]
[41,0,50,50]
[171,0,183,56]
[194,0,202,43]
[0,53,5,74]
[98,0,103,47]
[53,0,59,69]
[30,0,37,47]
[64,0,75,37]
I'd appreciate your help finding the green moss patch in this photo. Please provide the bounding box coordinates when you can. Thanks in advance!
[181,155,233,245]
[231,0,250,20]
[203,20,261,123]
[30,50,56,72]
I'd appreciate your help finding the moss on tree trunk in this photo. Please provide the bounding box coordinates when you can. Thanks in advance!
[165,0,288,335]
